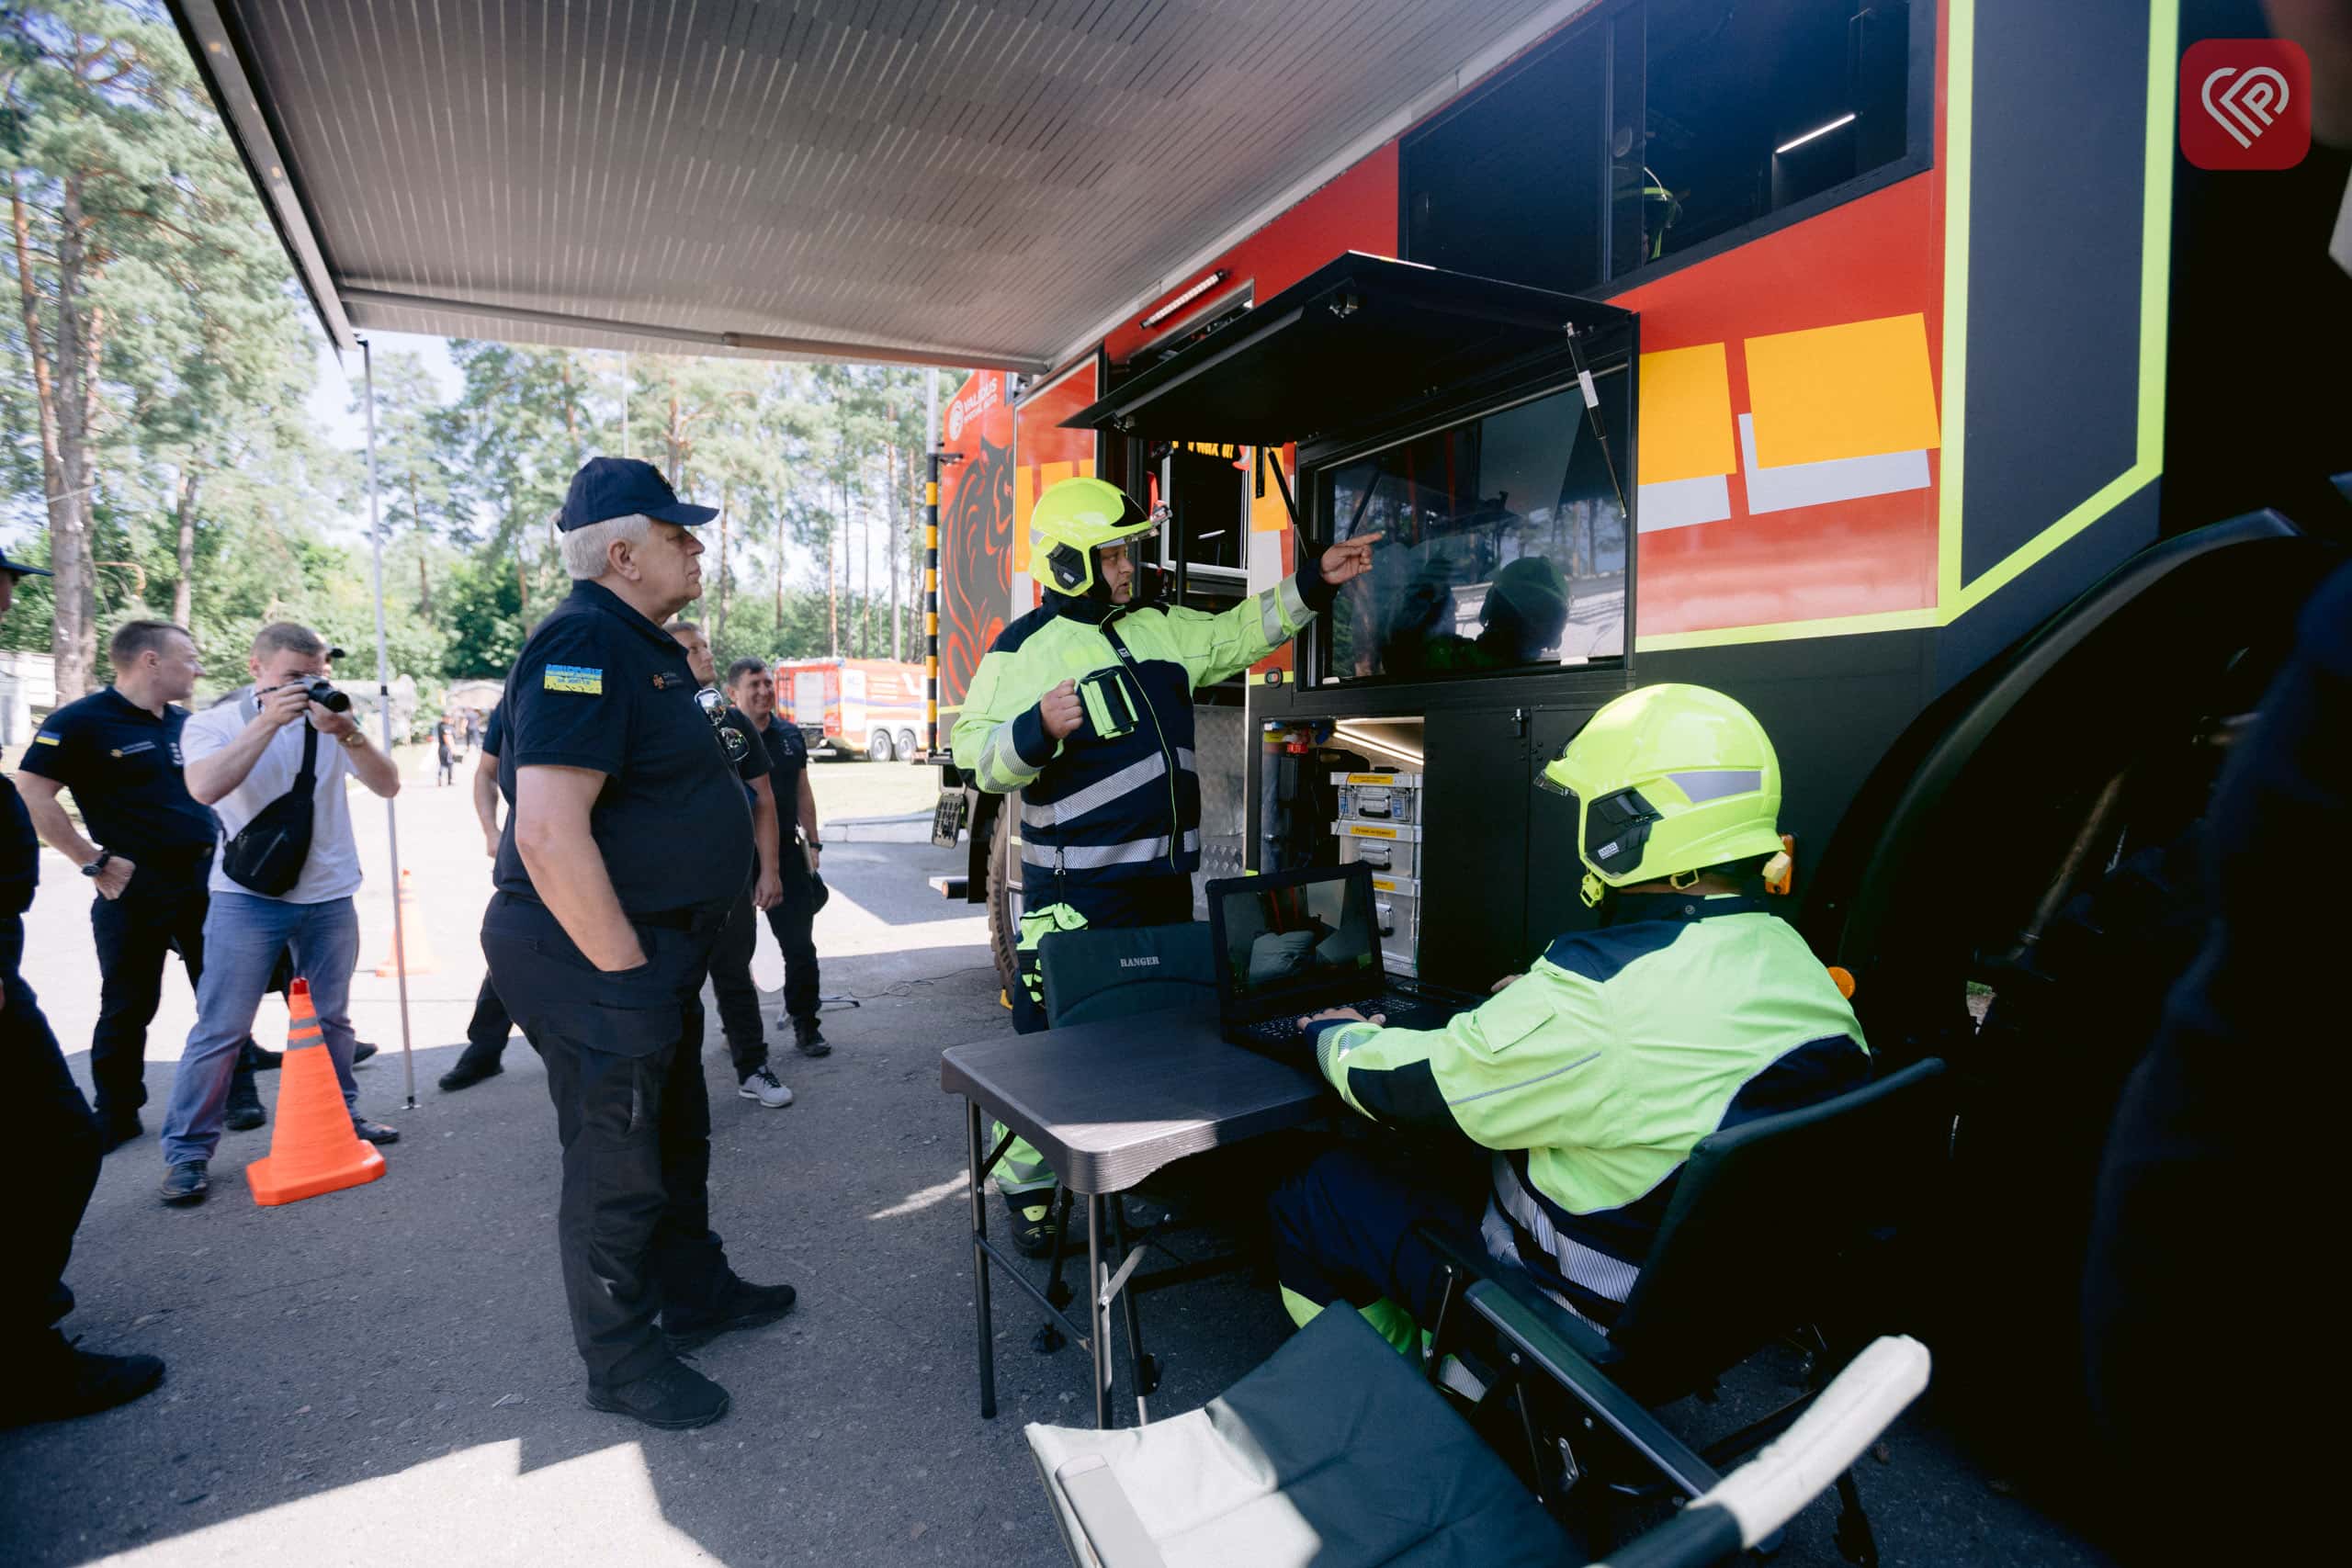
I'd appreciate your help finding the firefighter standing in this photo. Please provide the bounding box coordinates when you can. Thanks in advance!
[1269,684,1871,1348]
[952,476,1377,1251]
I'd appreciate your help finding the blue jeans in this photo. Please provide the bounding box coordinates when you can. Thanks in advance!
[162,892,360,1167]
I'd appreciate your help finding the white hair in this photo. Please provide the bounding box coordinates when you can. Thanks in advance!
[560,513,653,580]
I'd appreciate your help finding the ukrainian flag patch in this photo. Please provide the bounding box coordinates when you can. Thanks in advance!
[33,731,60,745]
[543,663,604,694]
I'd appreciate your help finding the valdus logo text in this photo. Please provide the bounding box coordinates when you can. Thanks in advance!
[945,376,1001,443]
[2180,39,2309,171]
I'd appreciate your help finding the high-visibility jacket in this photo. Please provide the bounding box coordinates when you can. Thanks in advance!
[953,566,1326,897]
[1307,894,1869,1322]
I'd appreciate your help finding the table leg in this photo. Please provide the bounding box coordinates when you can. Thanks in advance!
[1088,1192,1113,1429]
[1111,1200,1150,1427]
[967,1098,997,1420]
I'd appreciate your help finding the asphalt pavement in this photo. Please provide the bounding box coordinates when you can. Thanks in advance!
[1,756,2114,1566]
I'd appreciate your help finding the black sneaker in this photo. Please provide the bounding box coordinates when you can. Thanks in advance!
[351,1041,380,1066]
[350,1117,400,1145]
[790,1019,831,1058]
[99,1115,142,1154]
[585,1358,730,1430]
[662,1278,798,1351]
[437,1051,504,1092]
[1003,1191,1057,1258]
[160,1160,209,1205]
[241,1039,283,1071]
[224,1087,267,1133]
[2,1336,166,1428]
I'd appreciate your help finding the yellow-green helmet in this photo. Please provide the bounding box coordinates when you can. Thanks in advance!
[1033,477,1159,599]
[1539,683,1785,906]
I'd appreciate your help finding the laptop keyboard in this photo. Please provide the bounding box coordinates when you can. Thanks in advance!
[1240,992,1448,1050]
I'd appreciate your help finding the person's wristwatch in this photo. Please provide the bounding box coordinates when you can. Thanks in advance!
[82,849,112,879]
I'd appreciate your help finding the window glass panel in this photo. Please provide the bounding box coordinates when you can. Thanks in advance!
[1323,378,1630,684]
[1630,0,1912,271]
[1404,23,1604,295]
[1164,447,1247,572]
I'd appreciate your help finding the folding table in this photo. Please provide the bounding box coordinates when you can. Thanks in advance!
[940,1002,1327,1427]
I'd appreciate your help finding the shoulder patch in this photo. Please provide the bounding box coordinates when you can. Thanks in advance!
[543,664,604,694]
[33,731,61,745]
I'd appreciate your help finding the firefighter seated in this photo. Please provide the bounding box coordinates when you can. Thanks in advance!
[1268,682,1870,1350]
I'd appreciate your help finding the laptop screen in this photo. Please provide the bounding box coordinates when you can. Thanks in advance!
[1216,871,1381,1011]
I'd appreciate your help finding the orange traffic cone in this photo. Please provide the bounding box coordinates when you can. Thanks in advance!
[371,869,439,976]
[246,980,386,1206]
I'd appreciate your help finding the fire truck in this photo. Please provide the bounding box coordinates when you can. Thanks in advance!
[918,0,2349,1462]
[772,657,931,761]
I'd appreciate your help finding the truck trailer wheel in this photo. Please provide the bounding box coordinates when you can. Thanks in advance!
[867,729,895,763]
[897,728,919,761]
[985,807,1018,999]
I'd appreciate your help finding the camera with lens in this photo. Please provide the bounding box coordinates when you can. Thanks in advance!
[300,678,352,714]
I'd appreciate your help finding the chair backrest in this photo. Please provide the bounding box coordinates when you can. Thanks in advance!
[1607,1058,1950,1399]
[1039,922,1217,1027]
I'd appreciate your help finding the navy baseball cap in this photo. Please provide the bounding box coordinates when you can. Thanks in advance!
[557,457,718,533]
[0,547,51,578]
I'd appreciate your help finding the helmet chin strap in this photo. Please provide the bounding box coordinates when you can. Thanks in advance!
[1580,872,1606,908]
[1669,867,1702,891]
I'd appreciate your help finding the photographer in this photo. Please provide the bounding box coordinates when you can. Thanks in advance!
[156,622,402,1206]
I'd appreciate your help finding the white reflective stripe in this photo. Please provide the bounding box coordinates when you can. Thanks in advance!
[1668,768,1763,803]
[1175,747,1195,773]
[1259,587,1285,648]
[1278,571,1310,628]
[1490,1152,1641,1304]
[1020,829,1199,871]
[978,723,1035,789]
[1019,751,1169,829]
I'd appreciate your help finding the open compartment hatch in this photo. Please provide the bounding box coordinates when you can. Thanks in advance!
[1063,253,1633,448]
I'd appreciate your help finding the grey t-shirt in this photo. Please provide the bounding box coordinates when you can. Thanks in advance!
[182,688,362,904]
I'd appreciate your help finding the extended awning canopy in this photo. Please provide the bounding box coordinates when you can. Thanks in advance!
[1061,253,1634,448]
[168,0,1597,372]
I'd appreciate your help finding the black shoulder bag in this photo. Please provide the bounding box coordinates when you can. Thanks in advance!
[220,722,319,896]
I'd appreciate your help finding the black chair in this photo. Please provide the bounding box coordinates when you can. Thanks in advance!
[1023,1293,1931,1568]
[1421,1057,1951,1563]
[1025,923,1219,1382]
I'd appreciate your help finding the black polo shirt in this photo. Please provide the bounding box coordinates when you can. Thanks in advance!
[718,703,772,807]
[751,713,809,832]
[19,687,219,879]
[493,581,753,914]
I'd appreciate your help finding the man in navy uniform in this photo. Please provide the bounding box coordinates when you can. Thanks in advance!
[0,548,166,1427]
[482,457,796,1430]
[15,620,256,1146]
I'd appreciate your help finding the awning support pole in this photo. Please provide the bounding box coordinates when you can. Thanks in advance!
[925,369,940,759]
[360,338,417,1109]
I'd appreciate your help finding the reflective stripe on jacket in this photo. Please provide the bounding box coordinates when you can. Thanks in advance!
[1308,896,1869,1322]
[952,568,1320,894]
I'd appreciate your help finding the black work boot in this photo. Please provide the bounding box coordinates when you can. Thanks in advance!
[585,1359,730,1430]
[791,1018,831,1058]
[224,1078,267,1133]
[1003,1191,1057,1258]
[241,1037,282,1071]
[3,1334,166,1428]
[662,1278,799,1351]
[438,1044,504,1093]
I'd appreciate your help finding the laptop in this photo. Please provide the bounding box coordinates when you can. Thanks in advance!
[1206,863,1480,1059]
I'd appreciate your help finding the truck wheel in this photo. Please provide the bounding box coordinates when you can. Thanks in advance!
[897,728,919,761]
[867,729,894,763]
[986,807,1018,999]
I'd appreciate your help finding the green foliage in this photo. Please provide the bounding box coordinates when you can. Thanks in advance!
[4,2,959,699]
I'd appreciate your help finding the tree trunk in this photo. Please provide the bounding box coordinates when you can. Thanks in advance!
[407,467,433,616]
[829,456,842,657]
[174,468,200,626]
[888,441,903,661]
[773,495,785,630]
[714,489,732,656]
[516,548,530,619]
[51,177,100,698]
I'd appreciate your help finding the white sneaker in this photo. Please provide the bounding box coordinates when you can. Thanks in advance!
[737,1066,794,1108]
